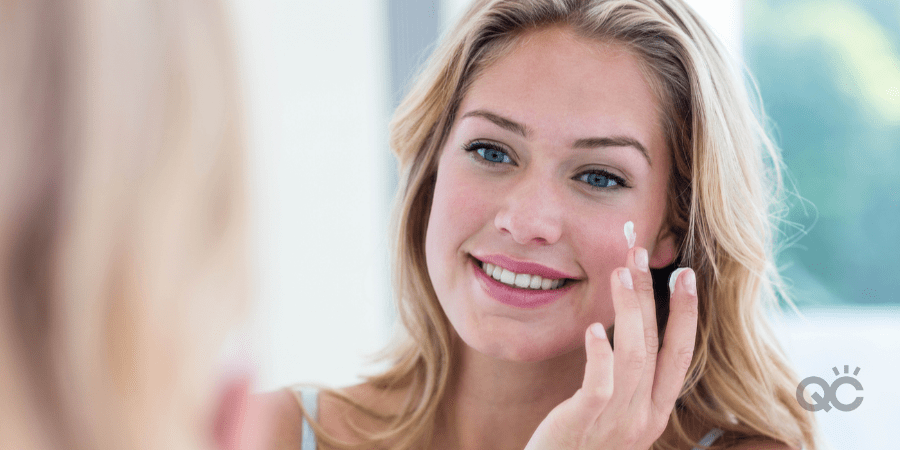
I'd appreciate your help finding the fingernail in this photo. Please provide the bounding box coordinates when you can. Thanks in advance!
[619,268,633,290]
[590,323,607,339]
[668,267,688,296]
[684,269,697,296]
[635,248,648,272]
[624,221,636,249]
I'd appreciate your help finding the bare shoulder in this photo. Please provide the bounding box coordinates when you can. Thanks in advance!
[318,382,410,442]
[259,382,407,450]
[257,389,304,450]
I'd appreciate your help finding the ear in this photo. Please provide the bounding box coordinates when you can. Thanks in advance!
[212,374,274,450]
[649,228,677,269]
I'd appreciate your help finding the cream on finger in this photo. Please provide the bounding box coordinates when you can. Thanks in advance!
[668,267,689,295]
[624,221,636,249]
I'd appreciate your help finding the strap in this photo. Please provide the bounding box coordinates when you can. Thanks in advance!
[692,427,724,449]
[299,387,319,450]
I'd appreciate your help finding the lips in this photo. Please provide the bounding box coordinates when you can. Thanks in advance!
[473,254,579,280]
[469,257,577,309]
[474,257,572,290]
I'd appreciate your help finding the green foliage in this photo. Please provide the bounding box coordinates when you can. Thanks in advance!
[745,0,900,305]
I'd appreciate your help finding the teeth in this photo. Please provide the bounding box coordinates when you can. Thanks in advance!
[514,273,530,288]
[479,260,568,290]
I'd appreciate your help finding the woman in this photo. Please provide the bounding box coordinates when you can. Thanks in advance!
[270,0,820,448]
[0,1,271,449]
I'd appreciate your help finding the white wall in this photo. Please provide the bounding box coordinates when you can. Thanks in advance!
[227,0,392,391]
[773,308,899,450]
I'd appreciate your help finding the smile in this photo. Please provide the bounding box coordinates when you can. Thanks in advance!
[470,257,577,309]
[473,257,574,290]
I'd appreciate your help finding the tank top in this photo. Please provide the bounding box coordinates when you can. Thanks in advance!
[295,387,723,450]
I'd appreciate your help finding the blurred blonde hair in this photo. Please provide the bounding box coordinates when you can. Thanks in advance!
[301,0,822,449]
[0,1,247,449]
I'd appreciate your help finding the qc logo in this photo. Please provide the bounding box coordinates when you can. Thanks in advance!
[796,365,863,412]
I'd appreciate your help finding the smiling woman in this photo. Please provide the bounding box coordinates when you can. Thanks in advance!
[425,31,673,364]
[268,1,823,449]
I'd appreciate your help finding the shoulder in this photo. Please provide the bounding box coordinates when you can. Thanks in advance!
[257,388,303,450]
[260,383,407,450]
[661,413,796,450]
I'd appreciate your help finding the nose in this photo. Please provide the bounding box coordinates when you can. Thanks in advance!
[493,172,564,245]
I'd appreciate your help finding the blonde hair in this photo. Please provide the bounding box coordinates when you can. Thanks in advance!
[0,1,247,449]
[302,0,821,448]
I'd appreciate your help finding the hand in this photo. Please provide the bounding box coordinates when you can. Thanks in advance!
[524,247,699,450]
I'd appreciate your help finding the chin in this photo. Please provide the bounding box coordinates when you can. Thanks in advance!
[460,325,584,363]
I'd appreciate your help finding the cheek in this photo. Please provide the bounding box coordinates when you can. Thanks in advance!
[566,205,636,327]
[570,208,631,270]
[425,159,494,278]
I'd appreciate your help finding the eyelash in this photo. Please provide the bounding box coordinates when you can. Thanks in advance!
[462,140,630,190]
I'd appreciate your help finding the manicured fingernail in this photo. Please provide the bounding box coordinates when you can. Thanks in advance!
[668,268,688,295]
[590,323,607,339]
[635,248,648,272]
[619,268,633,290]
[624,221,636,249]
[684,269,696,296]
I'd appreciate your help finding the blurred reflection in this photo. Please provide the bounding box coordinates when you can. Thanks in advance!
[0,1,270,449]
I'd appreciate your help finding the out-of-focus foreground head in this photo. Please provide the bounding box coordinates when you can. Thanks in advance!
[0,1,268,450]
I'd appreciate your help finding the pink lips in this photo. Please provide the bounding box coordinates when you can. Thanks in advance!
[470,258,576,309]
[475,254,578,280]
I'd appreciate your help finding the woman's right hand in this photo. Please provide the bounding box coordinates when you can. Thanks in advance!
[524,247,699,450]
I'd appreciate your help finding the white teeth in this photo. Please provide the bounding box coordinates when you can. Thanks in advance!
[514,273,530,288]
[480,260,568,290]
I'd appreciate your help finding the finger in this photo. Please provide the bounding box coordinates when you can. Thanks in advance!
[651,268,699,415]
[626,247,661,411]
[605,267,646,412]
[578,323,615,415]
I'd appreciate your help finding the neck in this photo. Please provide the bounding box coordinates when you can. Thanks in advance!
[434,337,586,450]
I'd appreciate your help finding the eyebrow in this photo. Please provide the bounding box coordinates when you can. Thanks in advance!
[460,109,652,167]
[572,136,652,167]
[461,109,528,137]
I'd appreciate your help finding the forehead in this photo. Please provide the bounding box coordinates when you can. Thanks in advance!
[457,26,664,156]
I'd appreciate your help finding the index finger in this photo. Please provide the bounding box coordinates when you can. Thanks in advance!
[650,267,699,413]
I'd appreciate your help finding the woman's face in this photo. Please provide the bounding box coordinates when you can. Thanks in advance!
[424,26,676,362]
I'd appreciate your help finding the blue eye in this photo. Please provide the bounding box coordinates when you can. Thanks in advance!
[464,141,514,165]
[577,170,627,190]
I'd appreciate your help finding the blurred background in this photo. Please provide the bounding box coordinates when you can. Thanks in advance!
[224,0,899,448]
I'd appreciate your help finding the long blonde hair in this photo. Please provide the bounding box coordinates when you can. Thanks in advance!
[0,1,247,449]
[303,0,820,448]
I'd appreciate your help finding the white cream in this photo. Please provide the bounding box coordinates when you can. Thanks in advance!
[624,221,636,249]
[669,267,689,295]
